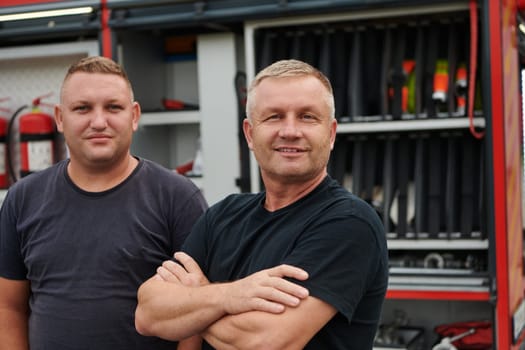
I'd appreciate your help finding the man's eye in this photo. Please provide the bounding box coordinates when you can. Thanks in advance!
[108,104,123,111]
[74,105,89,112]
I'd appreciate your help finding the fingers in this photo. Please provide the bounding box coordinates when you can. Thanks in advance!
[173,252,210,286]
[266,264,309,299]
[223,282,301,315]
[268,264,309,280]
[269,276,309,301]
[249,298,286,314]
[174,252,201,274]
[156,261,182,283]
[222,265,310,315]
[255,277,308,307]
[250,265,310,309]
[154,253,209,287]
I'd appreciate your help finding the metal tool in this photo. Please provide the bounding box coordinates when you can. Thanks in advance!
[432,328,475,350]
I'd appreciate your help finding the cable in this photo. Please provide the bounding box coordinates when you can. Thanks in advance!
[469,0,485,139]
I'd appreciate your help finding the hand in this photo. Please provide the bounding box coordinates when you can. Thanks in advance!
[221,264,310,315]
[155,252,209,287]
[155,254,310,316]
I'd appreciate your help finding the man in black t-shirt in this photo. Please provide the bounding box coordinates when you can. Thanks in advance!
[135,59,388,349]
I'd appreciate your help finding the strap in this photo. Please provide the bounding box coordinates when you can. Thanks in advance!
[380,26,392,118]
[427,134,442,236]
[301,30,318,67]
[351,135,364,197]
[363,136,377,203]
[258,30,274,70]
[362,26,382,117]
[414,134,428,236]
[395,135,410,236]
[460,134,474,235]
[424,24,439,118]
[348,29,363,119]
[446,22,458,116]
[382,136,397,235]
[332,29,349,120]
[414,25,425,117]
[273,29,289,62]
[319,29,331,77]
[391,25,406,120]
[476,141,486,238]
[445,134,459,235]
[290,30,302,59]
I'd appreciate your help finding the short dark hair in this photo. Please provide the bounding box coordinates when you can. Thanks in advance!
[62,56,134,101]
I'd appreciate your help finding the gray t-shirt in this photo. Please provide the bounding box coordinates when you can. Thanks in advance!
[0,158,208,350]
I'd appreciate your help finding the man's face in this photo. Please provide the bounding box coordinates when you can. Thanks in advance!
[243,75,336,184]
[55,72,140,168]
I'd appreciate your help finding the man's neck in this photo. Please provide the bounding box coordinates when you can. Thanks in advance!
[263,172,326,212]
[67,155,139,192]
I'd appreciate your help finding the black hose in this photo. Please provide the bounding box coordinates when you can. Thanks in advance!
[6,105,28,184]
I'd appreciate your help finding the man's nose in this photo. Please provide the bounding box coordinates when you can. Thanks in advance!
[90,108,108,128]
[278,116,301,138]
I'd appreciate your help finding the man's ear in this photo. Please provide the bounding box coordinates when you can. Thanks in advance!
[242,118,254,150]
[329,118,337,150]
[54,105,64,133]
[132,101,141,131]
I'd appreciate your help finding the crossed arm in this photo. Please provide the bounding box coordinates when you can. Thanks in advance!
[135,252,337,350]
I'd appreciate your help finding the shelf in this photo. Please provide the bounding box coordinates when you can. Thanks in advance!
[139,110,200,126]
[386,288,491,301]
[337,117,485,134]
[387,239,489,250]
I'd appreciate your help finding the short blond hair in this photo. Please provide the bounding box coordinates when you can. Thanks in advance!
[246,59,335,119]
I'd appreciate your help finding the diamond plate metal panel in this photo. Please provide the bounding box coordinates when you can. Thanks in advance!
[0,40,98,182]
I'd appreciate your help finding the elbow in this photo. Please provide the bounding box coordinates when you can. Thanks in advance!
[134,282,159,337]
[134,282,186,341]
[134,306,182,341]
[134,304,178,340]
[134,304,154,336]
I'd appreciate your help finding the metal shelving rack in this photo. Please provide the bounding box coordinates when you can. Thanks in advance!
[243,1,523,348]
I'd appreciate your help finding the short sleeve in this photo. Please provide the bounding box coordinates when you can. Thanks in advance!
[0,190,28,280]
[283,215,382,321]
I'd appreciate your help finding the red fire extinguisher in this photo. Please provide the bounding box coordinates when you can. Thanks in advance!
[19,107,55,178]
[6,94,56,182]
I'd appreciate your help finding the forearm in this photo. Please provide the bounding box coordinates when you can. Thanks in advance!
[203,311,299,350]
[0,308,29,350]
[203,313,256,350]
[135,278,229,340]
[202,296,335,350]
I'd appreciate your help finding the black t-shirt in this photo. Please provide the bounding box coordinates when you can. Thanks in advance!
[0,158,208,350]
[183,176,389,349]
